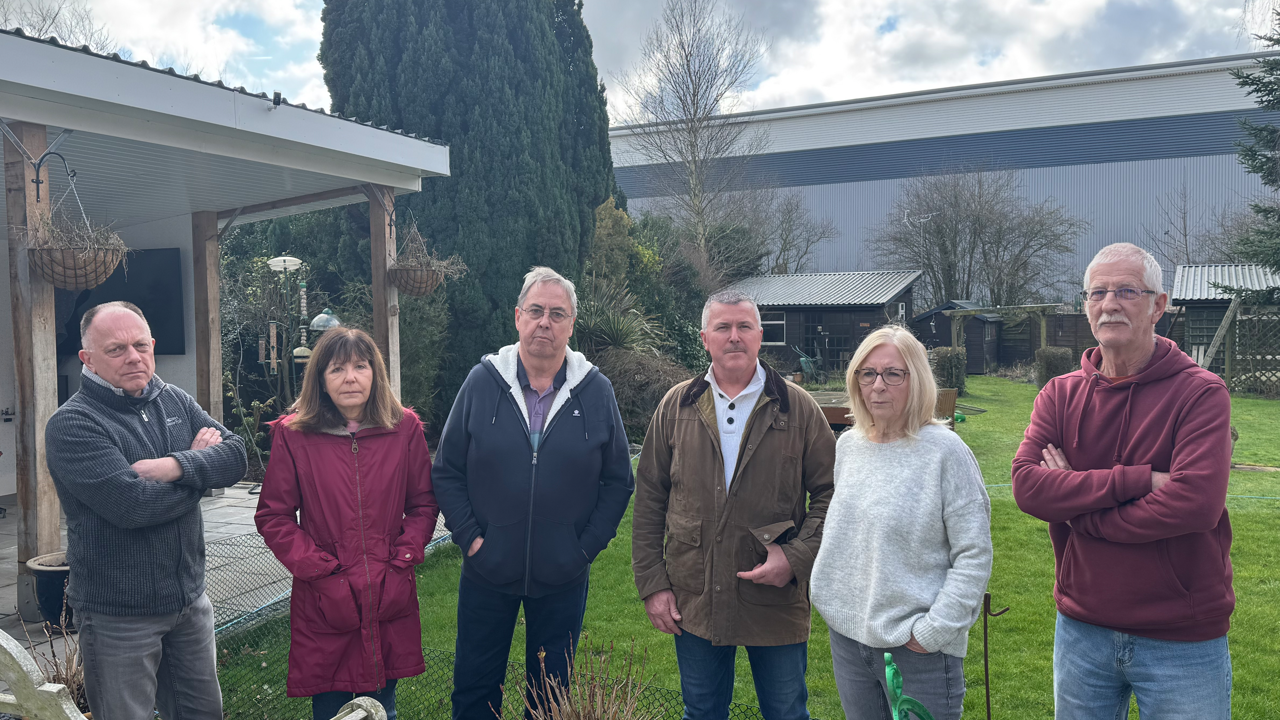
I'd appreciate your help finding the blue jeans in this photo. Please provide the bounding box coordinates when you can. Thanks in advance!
[1054,612,1231,719]
[673,631,809,720]
[312,679,397,720]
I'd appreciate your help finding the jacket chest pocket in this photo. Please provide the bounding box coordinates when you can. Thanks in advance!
[664,512,705,594]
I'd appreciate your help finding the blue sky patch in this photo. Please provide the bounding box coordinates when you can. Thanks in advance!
[876,16,899,35]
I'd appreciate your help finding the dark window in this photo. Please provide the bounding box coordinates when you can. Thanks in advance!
[761,311,785,345]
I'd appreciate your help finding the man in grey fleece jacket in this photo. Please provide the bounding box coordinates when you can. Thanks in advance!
[45,301,247,720]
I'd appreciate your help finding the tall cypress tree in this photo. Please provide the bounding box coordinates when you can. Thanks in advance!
[319,0,615,399]
[1232,27,1280,285]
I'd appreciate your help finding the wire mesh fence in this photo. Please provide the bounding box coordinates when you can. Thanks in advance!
[1230,306,1280,396]
[207,532,767,720]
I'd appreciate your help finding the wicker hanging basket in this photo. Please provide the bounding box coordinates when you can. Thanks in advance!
[29,247,124,291]
[388,263,443,297]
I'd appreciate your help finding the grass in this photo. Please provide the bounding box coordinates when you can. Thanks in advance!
[220,376,1280,719]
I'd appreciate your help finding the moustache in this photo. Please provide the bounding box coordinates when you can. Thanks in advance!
[1097,313,1131,326]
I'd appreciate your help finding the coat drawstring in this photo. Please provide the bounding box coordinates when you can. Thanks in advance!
[491,392,502,425]
[1114,383,1137,463]
[1074,373,1100,448]
[580,397,588,441]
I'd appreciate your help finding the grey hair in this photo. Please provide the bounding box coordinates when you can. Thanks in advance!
[701,289,762,330]
[80,301,149,350]
[1084,243,1164,294]
[517,266,578,315]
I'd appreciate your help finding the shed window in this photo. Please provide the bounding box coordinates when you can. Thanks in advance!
[761,311,785,345]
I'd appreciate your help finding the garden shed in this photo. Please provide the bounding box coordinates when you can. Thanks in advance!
[911,300,1001,374]
[726,270,920,371]
[1171,264,1280,382]
[0,27,449,621]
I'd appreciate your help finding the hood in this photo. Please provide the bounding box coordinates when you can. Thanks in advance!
[482,344,597,429]
[1073,336,1196,461]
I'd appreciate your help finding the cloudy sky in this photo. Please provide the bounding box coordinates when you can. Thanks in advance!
[64,0,1268,121]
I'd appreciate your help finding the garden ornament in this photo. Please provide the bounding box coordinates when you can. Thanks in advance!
[982,592,1010,720]
[884,652,935,720]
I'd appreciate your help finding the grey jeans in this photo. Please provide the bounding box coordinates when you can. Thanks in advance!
[76,591,223,720]
[829,629,965,720]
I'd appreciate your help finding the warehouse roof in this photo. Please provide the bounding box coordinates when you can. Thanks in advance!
[727,270,920,307]
[1171,264,1280,302]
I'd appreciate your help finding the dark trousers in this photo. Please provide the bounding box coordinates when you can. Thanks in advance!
[451,573,590,720]
[312,679,398,720]
[673,631,810,720]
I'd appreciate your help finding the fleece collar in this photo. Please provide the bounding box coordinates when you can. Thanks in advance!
[79,366,165,407]
[484,344,596,428]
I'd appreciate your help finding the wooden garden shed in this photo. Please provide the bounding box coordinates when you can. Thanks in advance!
[1171,264,1280,373]
[0,28,449,620]
[726,270,920,372]
[911,300,1001,374]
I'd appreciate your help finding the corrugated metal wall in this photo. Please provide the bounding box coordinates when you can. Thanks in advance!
[626,153,1264,299]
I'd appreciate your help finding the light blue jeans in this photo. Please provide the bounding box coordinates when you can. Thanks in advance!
[1054,612,1231,719]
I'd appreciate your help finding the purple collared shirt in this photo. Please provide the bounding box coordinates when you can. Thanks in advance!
[517,356,567,448]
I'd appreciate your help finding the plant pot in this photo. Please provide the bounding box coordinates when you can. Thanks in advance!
[26,551,73,629]
[29,247,124,291]
[387,264,443,297]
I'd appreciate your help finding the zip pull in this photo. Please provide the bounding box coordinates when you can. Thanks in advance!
[532,451,538,466]
[140,409,149,422]
[351,436,358,453]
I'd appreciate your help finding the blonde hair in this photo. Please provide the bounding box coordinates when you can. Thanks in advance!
[844,325,944,439]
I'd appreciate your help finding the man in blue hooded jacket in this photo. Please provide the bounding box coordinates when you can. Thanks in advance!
[433,267,634,720]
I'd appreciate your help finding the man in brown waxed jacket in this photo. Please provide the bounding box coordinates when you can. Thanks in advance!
[633,289,836,720]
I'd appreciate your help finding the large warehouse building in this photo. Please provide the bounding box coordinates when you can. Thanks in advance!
[611,53,1279,296]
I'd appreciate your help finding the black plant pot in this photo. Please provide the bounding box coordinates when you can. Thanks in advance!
[26,552,73,630]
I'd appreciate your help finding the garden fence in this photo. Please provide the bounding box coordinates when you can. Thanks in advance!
[1229,306,1280,396]
[207,533,766,720]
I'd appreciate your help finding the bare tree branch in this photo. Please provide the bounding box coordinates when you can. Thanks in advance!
[870,167,1086,308]
[0,0,120,55]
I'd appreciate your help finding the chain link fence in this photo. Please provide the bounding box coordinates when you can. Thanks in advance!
[208,532,767,720]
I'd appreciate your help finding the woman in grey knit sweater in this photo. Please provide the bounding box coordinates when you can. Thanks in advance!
[811,326,992,720]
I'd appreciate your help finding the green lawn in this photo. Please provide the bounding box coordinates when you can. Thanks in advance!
[221,376,1280,719]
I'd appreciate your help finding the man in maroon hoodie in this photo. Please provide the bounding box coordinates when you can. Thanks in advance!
[1013,243,1234,719]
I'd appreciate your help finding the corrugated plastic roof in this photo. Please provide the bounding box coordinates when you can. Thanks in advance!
[727,270,921,307]
[1171,264,1280,301]
[0,27,443,146]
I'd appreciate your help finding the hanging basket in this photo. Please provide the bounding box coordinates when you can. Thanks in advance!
[29,247,124,291]
[388,264,443,297]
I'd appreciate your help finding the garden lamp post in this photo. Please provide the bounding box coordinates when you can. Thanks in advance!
[268,256,303,401]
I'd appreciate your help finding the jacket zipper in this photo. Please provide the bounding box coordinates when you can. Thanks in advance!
[504,390,577,596]
[351,434,382,690]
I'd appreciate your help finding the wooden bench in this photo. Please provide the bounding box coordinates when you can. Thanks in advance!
[815,388,959,430]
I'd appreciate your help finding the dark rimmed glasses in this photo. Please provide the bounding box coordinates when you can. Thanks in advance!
[855,368,909,386]
[1081,288,1157,303]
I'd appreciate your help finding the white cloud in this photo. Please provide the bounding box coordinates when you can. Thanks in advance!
[596,0,1251,121]
[84,0,330,110]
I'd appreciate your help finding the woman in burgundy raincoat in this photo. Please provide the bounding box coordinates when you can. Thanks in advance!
[256,327,438,720]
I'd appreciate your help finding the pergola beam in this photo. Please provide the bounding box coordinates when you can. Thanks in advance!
[216,185,370,223]
[364,184,400,398]
[191,211,222,421]
[942,303,1060,349]
[4,122,61,622]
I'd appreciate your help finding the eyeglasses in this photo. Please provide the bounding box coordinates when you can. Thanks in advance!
[1081,288,1157,303]
[855,368,909,386]
[520,306,573,324]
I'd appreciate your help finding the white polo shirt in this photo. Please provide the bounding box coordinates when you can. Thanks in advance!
[705,361,767,490]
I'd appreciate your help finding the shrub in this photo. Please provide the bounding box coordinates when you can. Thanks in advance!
[931,347,967,397]
[592,347,692,442]
[1035,346,1077,387]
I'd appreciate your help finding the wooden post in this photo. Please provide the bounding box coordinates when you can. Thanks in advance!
[951,316,963,349]
[366,185,400,398]
[5,122,62,622]
[191,211,222,422]
[1039,312,1049,349]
